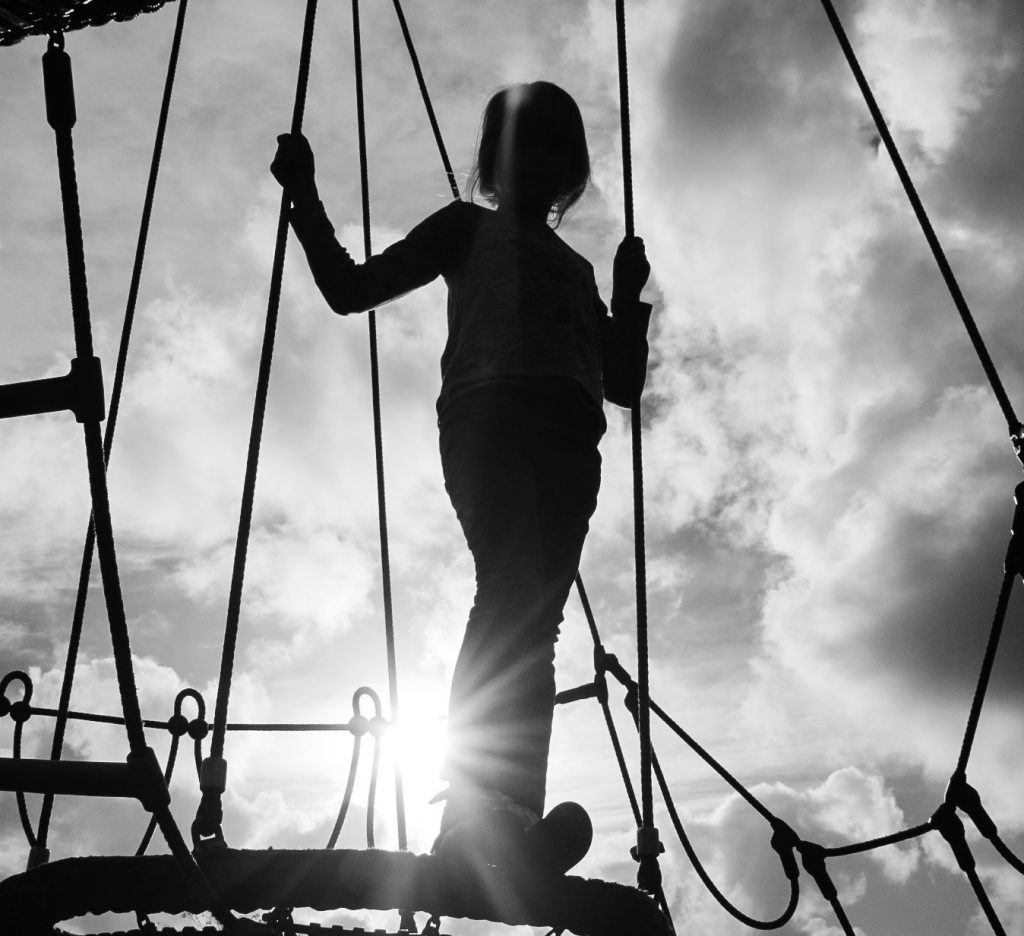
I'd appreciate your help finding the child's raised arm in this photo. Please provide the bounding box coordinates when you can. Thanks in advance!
[602,235,653,407]
[271,132,461,315]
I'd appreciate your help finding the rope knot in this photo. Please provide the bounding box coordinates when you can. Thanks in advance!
[931,801,975,873]
[630,825,664,894]
[193,756,228,848]
[799,841,837,902]
[945,773,998,840]
[769,819,801,882]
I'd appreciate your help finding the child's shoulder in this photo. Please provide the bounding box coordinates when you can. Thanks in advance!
[415,198,486,237]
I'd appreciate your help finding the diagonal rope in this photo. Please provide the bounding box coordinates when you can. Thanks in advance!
[390,0,458,199]
[574,575,643,825]
[45,31,146,757]
[209,0,319,765]
[351,0,407,853]
[955,568,1017,776]
[37,0,190,851]
[817,0,1022,452]
[43,31,237,929]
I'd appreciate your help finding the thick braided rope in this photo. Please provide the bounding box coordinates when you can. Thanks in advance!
[210,0,319,762]
[45,33,147,756]
[38,0,190,851]
[614,0,658,883]
[43,33,237,929]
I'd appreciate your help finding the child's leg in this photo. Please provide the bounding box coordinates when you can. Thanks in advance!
[438,386,602,819]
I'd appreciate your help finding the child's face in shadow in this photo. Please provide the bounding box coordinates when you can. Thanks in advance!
[494,105,569,212]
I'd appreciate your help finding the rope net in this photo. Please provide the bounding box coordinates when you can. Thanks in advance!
[0,0,176,46]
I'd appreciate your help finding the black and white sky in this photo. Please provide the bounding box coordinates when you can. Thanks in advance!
[2,1,1023,934]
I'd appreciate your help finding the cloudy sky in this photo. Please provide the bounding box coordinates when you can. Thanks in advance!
[2,0,1024,934]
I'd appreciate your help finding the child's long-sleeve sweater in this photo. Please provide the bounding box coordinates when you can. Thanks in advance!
[289,198,651,414]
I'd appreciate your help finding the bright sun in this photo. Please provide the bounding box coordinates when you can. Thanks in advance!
[381,679,450,812]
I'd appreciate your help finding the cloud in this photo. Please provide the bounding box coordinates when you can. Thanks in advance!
[4,2,1024,933]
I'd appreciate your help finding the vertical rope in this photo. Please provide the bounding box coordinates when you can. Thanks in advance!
[210,0,319,763]
[615,0,635,241]
[615,0,658,888]
[351,0,408,853]
[38,0,190,850]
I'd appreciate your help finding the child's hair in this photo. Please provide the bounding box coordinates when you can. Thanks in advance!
[468,81,591,227]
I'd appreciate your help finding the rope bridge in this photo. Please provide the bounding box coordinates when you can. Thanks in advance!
[1,0,1023,934]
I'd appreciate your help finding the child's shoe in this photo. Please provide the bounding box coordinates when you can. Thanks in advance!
[432,787,592,875]
[522,800,593,874]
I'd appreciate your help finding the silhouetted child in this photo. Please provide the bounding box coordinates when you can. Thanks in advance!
[272,81,651,874]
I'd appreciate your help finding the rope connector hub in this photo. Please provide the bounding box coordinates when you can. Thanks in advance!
[43,33,77,132]
[199,755,227,794]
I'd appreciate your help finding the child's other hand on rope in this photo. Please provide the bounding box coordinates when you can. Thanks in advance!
[612,235,650,306]
[271,132,318,205]
[612,235,652,343]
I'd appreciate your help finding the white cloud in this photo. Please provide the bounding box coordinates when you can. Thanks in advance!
[4,2,1024,933]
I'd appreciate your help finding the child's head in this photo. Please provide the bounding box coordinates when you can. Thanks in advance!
[469,81,591,226]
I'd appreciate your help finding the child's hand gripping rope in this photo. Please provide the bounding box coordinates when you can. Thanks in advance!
[271,132,318,203]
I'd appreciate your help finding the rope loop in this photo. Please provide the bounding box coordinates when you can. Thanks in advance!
[351,686,383,727]
[173,687,208,740]
[1,671,33,719]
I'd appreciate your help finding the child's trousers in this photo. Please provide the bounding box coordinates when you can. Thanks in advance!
[438,382,604,818]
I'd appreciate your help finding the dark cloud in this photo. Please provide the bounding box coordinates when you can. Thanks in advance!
[941,0,1024,231]
[659,0,870,170]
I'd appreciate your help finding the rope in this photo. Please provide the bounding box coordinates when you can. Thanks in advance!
[42,33,238,930]
[955,569,1016,776]
[574,576,643,824]
[613,0,659,892]
[817,0,1022,449]
[38,0,190,852]
[822,822,933,858]
[44,32,148,758]
[325,687,383,849]
[615,0,635,240]
[652,734,799,931]
[350,0,407,854]
[209,0,319,766]
[22,703,387,736]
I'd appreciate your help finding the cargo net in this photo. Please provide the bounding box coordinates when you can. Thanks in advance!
[0,0,176,46]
